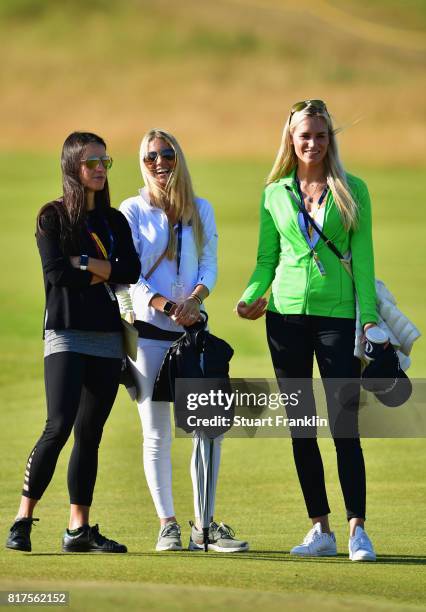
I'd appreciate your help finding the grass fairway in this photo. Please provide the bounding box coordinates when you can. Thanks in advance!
[0,157,425,611]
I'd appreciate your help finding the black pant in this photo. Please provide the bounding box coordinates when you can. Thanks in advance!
[22,352,122,506]
[266,311,365,521]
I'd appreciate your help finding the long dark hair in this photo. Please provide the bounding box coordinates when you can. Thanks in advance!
[36,132,111,252]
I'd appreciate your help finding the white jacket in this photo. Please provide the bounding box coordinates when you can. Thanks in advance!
[119,188,218,332]
[355,280,420,370]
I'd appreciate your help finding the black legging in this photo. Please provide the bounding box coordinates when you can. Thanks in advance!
[266,311,365,521]
[22,352,122,506]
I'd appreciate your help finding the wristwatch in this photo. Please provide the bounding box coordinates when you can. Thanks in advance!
[79,254,89,270]
[163,300,176,317]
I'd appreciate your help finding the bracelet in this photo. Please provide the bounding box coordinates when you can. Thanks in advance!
[189,293,202,305]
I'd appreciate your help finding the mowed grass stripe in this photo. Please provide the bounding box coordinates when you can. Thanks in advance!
[1,580,425,612]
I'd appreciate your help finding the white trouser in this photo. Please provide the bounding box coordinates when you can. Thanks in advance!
[133,337,222,519]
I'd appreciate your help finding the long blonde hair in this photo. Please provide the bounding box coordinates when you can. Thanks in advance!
[140,128,204,259]
[267,103,358,230]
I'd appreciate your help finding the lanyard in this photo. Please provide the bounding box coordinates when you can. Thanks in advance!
[86,217,114,260]
[295,177,328,237]
[176,220,183,275]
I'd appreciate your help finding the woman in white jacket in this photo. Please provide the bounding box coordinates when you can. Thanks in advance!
[120,129,248,552]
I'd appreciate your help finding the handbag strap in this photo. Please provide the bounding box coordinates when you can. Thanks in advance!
[145,249,168,280]
[284,184,353,279]
[145,219,184,280]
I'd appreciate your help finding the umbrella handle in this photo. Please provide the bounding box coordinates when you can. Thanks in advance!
[203,527,209,553]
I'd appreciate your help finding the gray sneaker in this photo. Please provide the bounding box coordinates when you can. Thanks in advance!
[155,522,182,551]
[188,521,249,552]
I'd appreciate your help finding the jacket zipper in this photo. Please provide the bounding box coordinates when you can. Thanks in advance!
[302,250,314,313]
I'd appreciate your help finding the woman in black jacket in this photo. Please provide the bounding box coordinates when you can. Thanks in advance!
[5,132,140,554]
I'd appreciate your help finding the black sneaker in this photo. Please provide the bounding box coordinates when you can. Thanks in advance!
[62,524,127,553]
[6,518,39,552]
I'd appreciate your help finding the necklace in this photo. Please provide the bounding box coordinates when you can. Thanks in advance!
[301,181,327,203]
[296,177,329,240]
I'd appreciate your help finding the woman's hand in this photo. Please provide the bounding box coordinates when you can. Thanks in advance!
[173,297,201,327]
[360,322,376,343]
[363,323,376,333]
[70,256,108,285]
[361,322,389,347]
[69,256,111,280]
[236,298,267,320]
[90,274,105,285]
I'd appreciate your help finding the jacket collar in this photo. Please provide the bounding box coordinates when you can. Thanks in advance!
[137,187,164,212]
[277,167,334,248]
[274,167,298,189]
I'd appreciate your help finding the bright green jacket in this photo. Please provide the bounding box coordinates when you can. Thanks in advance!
[240,169,378,326]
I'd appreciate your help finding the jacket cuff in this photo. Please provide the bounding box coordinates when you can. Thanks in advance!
[196,272,216,293]
[360,311,379,327]
[239,282,262,305]
[132,279,158,311]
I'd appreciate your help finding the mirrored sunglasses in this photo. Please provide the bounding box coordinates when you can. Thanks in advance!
[143,148,176,165]
[81,156,113,170]
[290,99,328,118]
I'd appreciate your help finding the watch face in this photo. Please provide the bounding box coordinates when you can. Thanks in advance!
[163,301,175,316]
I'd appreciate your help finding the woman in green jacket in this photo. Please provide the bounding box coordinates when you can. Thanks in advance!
[237,100,378,561]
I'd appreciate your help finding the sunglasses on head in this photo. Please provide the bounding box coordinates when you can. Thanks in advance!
[81,156,113,170]
[143,148,176,165]
[290,99,328,118]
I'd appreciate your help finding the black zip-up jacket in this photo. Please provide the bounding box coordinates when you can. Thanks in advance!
[37,202,141,334]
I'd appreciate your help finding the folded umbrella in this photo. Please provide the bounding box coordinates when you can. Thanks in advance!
[193,431,219,552]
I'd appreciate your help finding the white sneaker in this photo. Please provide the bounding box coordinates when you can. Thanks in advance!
[290,522,337,557]
[349,526,376,561]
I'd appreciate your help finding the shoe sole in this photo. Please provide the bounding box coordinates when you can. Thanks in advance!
[155,544,183,551]
[6,543,31,552]
[62,547,127,553]
[290,550,337,557]
[188,541,249,553]
[350,553,376,561]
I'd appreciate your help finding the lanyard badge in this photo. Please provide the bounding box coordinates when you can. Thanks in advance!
[171,279,185,302]
[293,179,328,278]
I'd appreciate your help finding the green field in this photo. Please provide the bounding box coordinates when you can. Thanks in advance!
[0,157,425,611]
